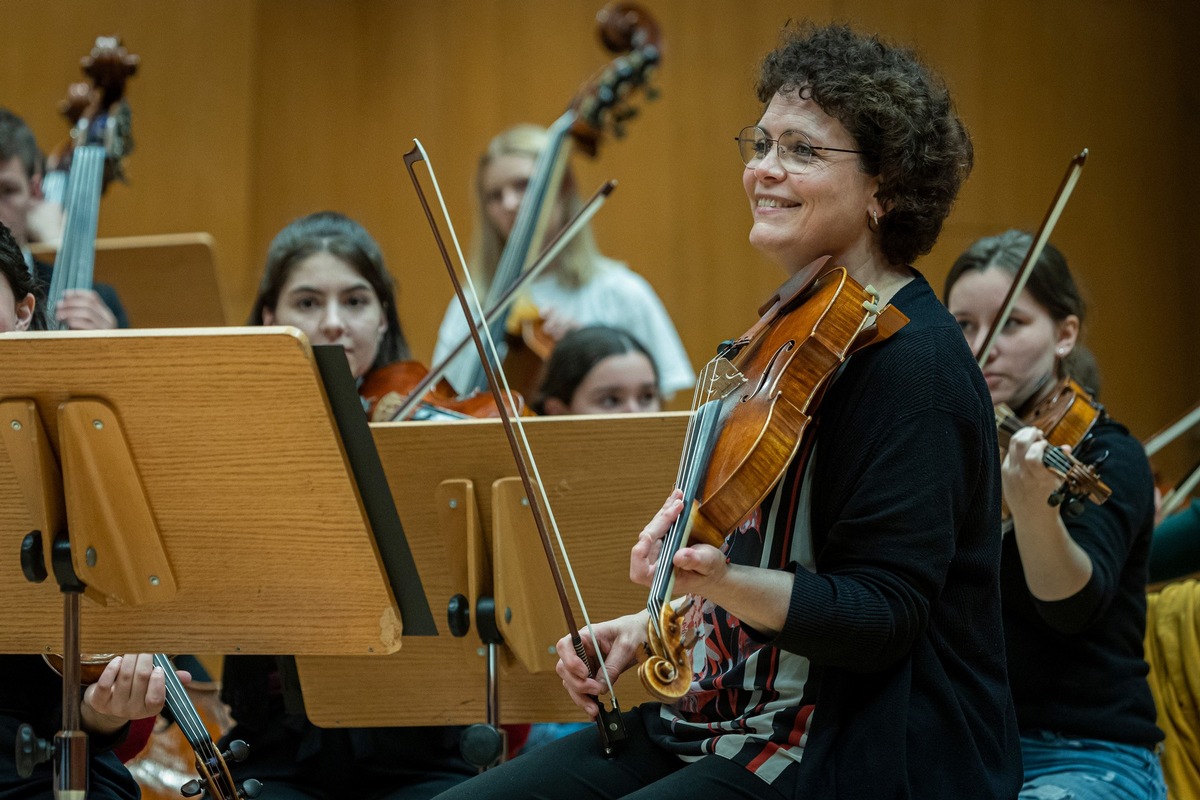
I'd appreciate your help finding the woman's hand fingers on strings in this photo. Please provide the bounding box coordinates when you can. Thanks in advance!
[630,490,685,587]
[1002,427,1060,509]
[85,654,166,726]
[671,544,728,595]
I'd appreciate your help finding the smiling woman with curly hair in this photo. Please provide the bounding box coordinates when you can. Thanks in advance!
[431,21,1018,800]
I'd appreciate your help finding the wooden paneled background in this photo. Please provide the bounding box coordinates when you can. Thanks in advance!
[3,0,1197,477]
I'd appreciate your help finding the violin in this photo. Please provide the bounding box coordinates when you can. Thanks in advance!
[43,36,139,330]
[996,377,1111,516]
[638,257,908,702]
[455,2,662,399]
[39,653,259,799]
[970,150,1112,516]
[358,360,522,422]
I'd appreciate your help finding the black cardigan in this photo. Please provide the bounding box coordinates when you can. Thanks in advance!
[771,273,1021,799]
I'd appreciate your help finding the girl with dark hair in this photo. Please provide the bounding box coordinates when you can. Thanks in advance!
[220,212,475,800]
[249,211,409,384]
[945,229,1166,799]
[434,21,1019,800]
[535,326,661,416]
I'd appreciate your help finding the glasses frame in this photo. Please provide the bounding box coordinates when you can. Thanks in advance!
[735,126,865,174]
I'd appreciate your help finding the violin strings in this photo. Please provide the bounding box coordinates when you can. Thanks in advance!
[415,141,622,703]
[152,654,215,760]
[647,359,718,621]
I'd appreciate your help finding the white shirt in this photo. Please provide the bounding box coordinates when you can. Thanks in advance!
[433,256,694,397]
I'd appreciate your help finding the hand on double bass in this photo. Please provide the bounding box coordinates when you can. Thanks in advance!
[54,287,118,330]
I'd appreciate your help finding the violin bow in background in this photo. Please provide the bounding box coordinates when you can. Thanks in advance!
[975,149,1088,367]
[404,139,629,757]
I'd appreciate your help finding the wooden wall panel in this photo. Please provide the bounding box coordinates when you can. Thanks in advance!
[2,0,257,322]
[5,0,1196,475]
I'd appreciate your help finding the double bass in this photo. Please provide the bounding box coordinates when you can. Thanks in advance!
[448,2,663,400]
[42,36,138,330]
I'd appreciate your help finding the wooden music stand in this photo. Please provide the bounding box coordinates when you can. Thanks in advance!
[0,327,433,658]
[295,411,691,727]
[29,233,229,328]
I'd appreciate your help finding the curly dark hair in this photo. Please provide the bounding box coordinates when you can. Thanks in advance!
[757,23,973,266]
[0,220,44,330]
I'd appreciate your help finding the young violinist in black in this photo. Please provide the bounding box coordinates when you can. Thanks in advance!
[434,22,1020,800]
[224,211,476,800]
[945,230,1166,799]
[0,220,174,799]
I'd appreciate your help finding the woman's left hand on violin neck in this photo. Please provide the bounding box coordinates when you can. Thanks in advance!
[1001,426,1094,601]
[630,490,792,636]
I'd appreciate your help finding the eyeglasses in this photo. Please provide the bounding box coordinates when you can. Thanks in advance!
[734,126,865,174]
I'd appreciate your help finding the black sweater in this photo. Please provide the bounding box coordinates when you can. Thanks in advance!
[1002,417,1163,747]
[772,273,1021,799]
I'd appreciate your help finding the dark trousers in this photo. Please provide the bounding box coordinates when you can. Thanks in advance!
[431,706,788,800]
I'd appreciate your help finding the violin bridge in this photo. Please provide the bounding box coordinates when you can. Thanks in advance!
[705,357,745,400]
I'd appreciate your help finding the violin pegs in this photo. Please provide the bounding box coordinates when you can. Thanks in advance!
[240,779,264,799]
[180,779,204,798]
[223,739,250,762]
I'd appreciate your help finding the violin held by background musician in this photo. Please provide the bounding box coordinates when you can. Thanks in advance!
[945,230,1167,799]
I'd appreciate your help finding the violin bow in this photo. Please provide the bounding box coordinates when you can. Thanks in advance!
[1143,400,1200,458]
[403,139,628,756]
[386,178,616,423]
[975,149,1088,367]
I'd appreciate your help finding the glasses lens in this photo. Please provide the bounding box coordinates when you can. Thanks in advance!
[736,127,768,167]
[776,131,814,173]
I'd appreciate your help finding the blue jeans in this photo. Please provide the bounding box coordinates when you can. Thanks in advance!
[1020,731,1167,800]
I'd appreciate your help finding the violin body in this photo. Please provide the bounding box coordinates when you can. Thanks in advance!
[638,263,908,703]
[359,360,524,422]
[688,267,906,548]
[1020,377,1101,451]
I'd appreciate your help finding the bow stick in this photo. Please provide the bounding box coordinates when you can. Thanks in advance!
[975,150,1088,367]
[404,139,629,756]
[387,178,616,423]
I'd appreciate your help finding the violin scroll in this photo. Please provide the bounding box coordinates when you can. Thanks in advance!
[637,598,696,703]
[995,399,1111,514]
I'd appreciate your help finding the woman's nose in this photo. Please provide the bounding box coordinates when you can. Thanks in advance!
[501,185,524,211]
[320,305,346,337]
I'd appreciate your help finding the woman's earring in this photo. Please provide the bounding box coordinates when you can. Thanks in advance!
[868,210,880,232]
